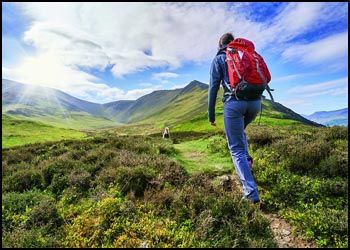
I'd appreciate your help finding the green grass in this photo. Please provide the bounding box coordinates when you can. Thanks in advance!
[10,112,121,130]
[2,124,347,248]
[250,115,304,126]
[2,115,88,148]
[172,107,303,133]
[171,135,233,175]
[137,88,209,128]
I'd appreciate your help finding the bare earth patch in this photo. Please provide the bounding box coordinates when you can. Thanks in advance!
[262,212,318,248]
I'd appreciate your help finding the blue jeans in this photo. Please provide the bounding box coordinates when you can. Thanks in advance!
[223,99,261,203]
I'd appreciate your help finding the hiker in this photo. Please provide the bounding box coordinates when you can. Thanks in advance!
[162,127,170,139]
[208,32,262,204]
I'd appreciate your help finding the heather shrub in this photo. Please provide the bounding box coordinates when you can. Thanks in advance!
[25,196,62,231]
[251,125,348,247]
[47,145,69,157]
[317,139,348,178]
[65,149,85,161]
[246,125,277,148]
[59,186,83,204]
[2,147,36,165]
[321,177,348,203]
[282,205,348,247]
[2,190,62,248]
[50,173,69,197]
[94,166,119,188]
[278,137,331,175]
[41,160,78,187]
[2,227,61,248]
[207,194,275,248]
[3,169,43,192]
[3,190,47,230]
[161,161,189,186]
[144,186,177,212]
[319,125,348,141]
[115,166,156,197]
[68,169,92,192]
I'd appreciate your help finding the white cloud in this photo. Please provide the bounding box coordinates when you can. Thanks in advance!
[272,3,324,38]
[281,98,313,109]
[6,52,97,87]
[263,2,347,43]
[19,2,232,78]
[152,72,179,83]
[4,2,348,104]
[287,77,348,97]
[121,86,161,101]
[281,32,348,71]
[272,73,316,83]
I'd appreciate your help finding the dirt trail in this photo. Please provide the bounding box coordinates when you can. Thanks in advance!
[218,174,318,248]
[262,212,318,248]
[222,174,318,248]
[178,146,318,248]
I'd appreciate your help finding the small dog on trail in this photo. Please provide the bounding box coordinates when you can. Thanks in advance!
[162,127,170,139]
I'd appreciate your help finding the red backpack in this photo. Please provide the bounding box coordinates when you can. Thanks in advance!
[226,38,274,101]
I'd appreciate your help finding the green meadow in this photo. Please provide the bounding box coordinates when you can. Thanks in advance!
[2,113,348,248]
[2,115,88,148]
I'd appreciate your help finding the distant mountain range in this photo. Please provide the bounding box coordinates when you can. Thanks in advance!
[302,108,348,126]
[2,78,323,129]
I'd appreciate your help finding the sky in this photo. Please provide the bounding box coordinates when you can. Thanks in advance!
[2,2,348,115]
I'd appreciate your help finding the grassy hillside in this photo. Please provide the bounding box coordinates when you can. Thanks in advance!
[2,134,277,248]
[122,89,183,123]
[2,125,347,248]
[95,97,310,138]
[2,115,88,148]
[4,110,121,130]
[2,79,122,130]
[171,98,306,134]
[136,85,209,128]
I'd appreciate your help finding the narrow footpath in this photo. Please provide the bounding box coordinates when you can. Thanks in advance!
[175,144,319,248]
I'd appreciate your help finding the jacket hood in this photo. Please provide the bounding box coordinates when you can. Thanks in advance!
[216,44,228,56]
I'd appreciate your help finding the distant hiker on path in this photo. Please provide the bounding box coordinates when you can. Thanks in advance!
[208,32,269,204]
[162,127,170,139]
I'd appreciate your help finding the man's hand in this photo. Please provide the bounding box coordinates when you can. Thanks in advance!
[210,121,216,126]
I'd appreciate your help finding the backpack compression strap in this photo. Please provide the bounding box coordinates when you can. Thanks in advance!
[265,85,274,102]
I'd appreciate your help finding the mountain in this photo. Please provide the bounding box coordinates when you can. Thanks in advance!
[2,78,323,130]
[302,108,348,126]
[103,80,209,125]
[263,99,323,127]
[2,79,119,130]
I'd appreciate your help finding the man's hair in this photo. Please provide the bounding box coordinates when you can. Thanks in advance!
[219,33,234,47]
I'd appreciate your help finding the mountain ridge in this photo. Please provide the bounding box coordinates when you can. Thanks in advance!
[2,78,323,129]
[302,108,348,126]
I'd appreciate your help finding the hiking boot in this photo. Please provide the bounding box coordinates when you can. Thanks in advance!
[247,156,253,168]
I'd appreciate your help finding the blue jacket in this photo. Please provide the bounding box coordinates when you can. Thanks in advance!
[208,45,263,122]
[208,45,233,123]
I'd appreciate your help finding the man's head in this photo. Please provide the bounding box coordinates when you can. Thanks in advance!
[219,32,234,48]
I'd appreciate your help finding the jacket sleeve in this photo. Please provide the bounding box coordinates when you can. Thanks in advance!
[208,56,222,123]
